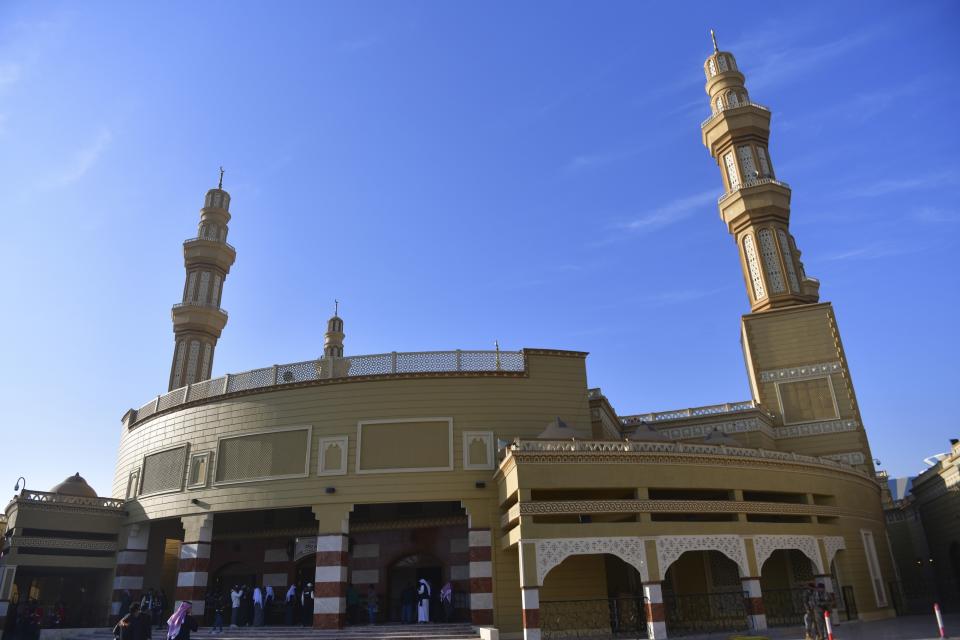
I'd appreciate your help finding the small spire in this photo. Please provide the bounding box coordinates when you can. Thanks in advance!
[334,299,339,317]
[710,29,719,53]
[218,166,225,190]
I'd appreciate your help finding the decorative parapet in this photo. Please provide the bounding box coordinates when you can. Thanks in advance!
[700,101,771,128]
[14,490,125,511]
[129,349,526,427]
[717,178,791,205]
[504,439,870,479]
[513,499,841,520]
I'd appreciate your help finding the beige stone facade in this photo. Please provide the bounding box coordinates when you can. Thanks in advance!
[0,37,899,637]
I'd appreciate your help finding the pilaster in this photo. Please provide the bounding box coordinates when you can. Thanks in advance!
[112,523,150,617]
[313,533,348,629]
[469,527,494,625]
[642,581,668,639]
[741,577,767,631]
[175,514,213,615]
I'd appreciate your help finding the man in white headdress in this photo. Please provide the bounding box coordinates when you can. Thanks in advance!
[417,578,431,623]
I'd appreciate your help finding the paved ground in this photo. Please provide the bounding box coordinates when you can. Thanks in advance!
[677,613,958,639]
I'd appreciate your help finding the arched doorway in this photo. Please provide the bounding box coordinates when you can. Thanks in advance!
[663,550,747,635]
[760,549,817,626]
[212,560,258,593]
[539,553,647,640]
[385,554,443,623]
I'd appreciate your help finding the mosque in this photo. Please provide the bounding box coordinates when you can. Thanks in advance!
[0,37,897,639]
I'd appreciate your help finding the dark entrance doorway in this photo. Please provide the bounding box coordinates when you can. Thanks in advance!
[387,555,443,623]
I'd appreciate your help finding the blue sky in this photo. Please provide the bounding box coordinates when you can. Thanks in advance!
[1,2,957,496]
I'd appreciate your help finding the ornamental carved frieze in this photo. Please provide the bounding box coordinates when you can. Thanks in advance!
[14,536,118,552]
[656,535,749,580]
[758,361,842,383]
[534,537,649,585]
[753,535,824,574]
[517,499,841,518]
[823,536,846,567]
[773,419,859,440]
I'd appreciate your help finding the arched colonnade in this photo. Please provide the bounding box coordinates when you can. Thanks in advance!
[518,534,846,640]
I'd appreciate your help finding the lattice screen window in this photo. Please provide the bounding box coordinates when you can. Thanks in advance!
[724,152,739,190]
[757,147,772,177]
[737,145,757,182]
[718,55,729,72]
[187,452,211,488]
[216,427,311,483]
[727,91,740,107]
[201,343,212,381]
[171,341,186,388]
[743,234,766,300]
[197,271,211,303]
[708,59,717,76]
[212,274,222,306]
[715,97,723,112]
[185,271,197,303]
[186,341,201,384]
[758,229,786,294]
[140,446,187,495]
[777,230,801,292]
[777,377,838,424]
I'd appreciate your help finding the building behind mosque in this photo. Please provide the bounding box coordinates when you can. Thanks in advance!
[1,38,904,639]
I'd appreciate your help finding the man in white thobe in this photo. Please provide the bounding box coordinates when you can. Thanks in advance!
[417,578,431,623]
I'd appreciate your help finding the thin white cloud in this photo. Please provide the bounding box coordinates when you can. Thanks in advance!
[45,128,113,188]
[842,170,959,198]
[913,207,959,223]
[619,190,716,233]
[819,242,910,262]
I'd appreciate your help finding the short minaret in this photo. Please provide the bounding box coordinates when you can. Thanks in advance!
[316,302,351,378]
[168,172,237,390]
[324,301,345,358]
[701,31,820,312]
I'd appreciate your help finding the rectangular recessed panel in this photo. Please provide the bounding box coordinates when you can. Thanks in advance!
[216,428,310,483]
[358,420,451,473]
[778,377,837,424]
[140,446,186,495]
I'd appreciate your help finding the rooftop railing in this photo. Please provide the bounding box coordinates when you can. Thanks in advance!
[171,301,228,316]
[506,439,863,475]
[132,349,525,426]
[700,101,771,128]
[620,401,760,426]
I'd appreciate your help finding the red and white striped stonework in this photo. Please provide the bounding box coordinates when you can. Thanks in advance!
[642,582,667,639]
[112,524,150,617]
[741,577,767,631]
[313,533,349,629]
[176,515,214,615]
[521,586,540,640]
[468,528,493,625]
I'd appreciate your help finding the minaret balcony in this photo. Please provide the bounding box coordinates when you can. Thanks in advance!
[171,301,229,335]
[700,101,770,129]
[717,178,792,231]
[182,237,237,271]
[702,103,772,156]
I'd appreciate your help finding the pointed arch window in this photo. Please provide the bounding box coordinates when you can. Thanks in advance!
[758,229,786,294]
[708,59,717,77]
[724,152,740,190]
[718,55,730,72]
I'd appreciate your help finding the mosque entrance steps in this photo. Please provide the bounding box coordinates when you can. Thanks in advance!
[57,623,481,640]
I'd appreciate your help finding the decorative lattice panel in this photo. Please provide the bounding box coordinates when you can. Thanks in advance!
[216,428,309,482]
[346,353,393,376]
[743,235,766,300]
[226,367,274,392]
[158,388,185,412]
[397,351,455,373]
[140,446,186,495]
[724,152,739,190]
[278,360,319,384]
[188,376,223,402]
[758,228,786,294]
[777,230,800,292]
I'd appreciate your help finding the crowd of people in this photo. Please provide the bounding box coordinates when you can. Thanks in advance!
[1,599,67,640]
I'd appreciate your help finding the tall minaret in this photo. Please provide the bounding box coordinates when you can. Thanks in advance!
[168,173,237,391]
[315,302,350,378]
[701,31,820,312]
[701,33,876,474]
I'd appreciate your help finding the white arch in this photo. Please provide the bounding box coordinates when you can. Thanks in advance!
[535,537,649,585]
[753,535,824,575]
[656,535,749,580]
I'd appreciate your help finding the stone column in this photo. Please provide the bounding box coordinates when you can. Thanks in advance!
[176,514,213,615]
[0,565,17,629]
[468,527,493,625]
[112,523,151,618]
[741,577,767,631]
[642,581,668,639]
[313,533,348,629]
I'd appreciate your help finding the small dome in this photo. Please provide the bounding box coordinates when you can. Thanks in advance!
[49,473,98,498]
[626,422,671,442]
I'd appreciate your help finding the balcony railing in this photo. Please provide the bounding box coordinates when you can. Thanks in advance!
[171,301,228,317]
[183,236,236,252]
[718,178,791,205]
[700,101,771,128]
[620,401,759,426]
[131,349,526,426]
